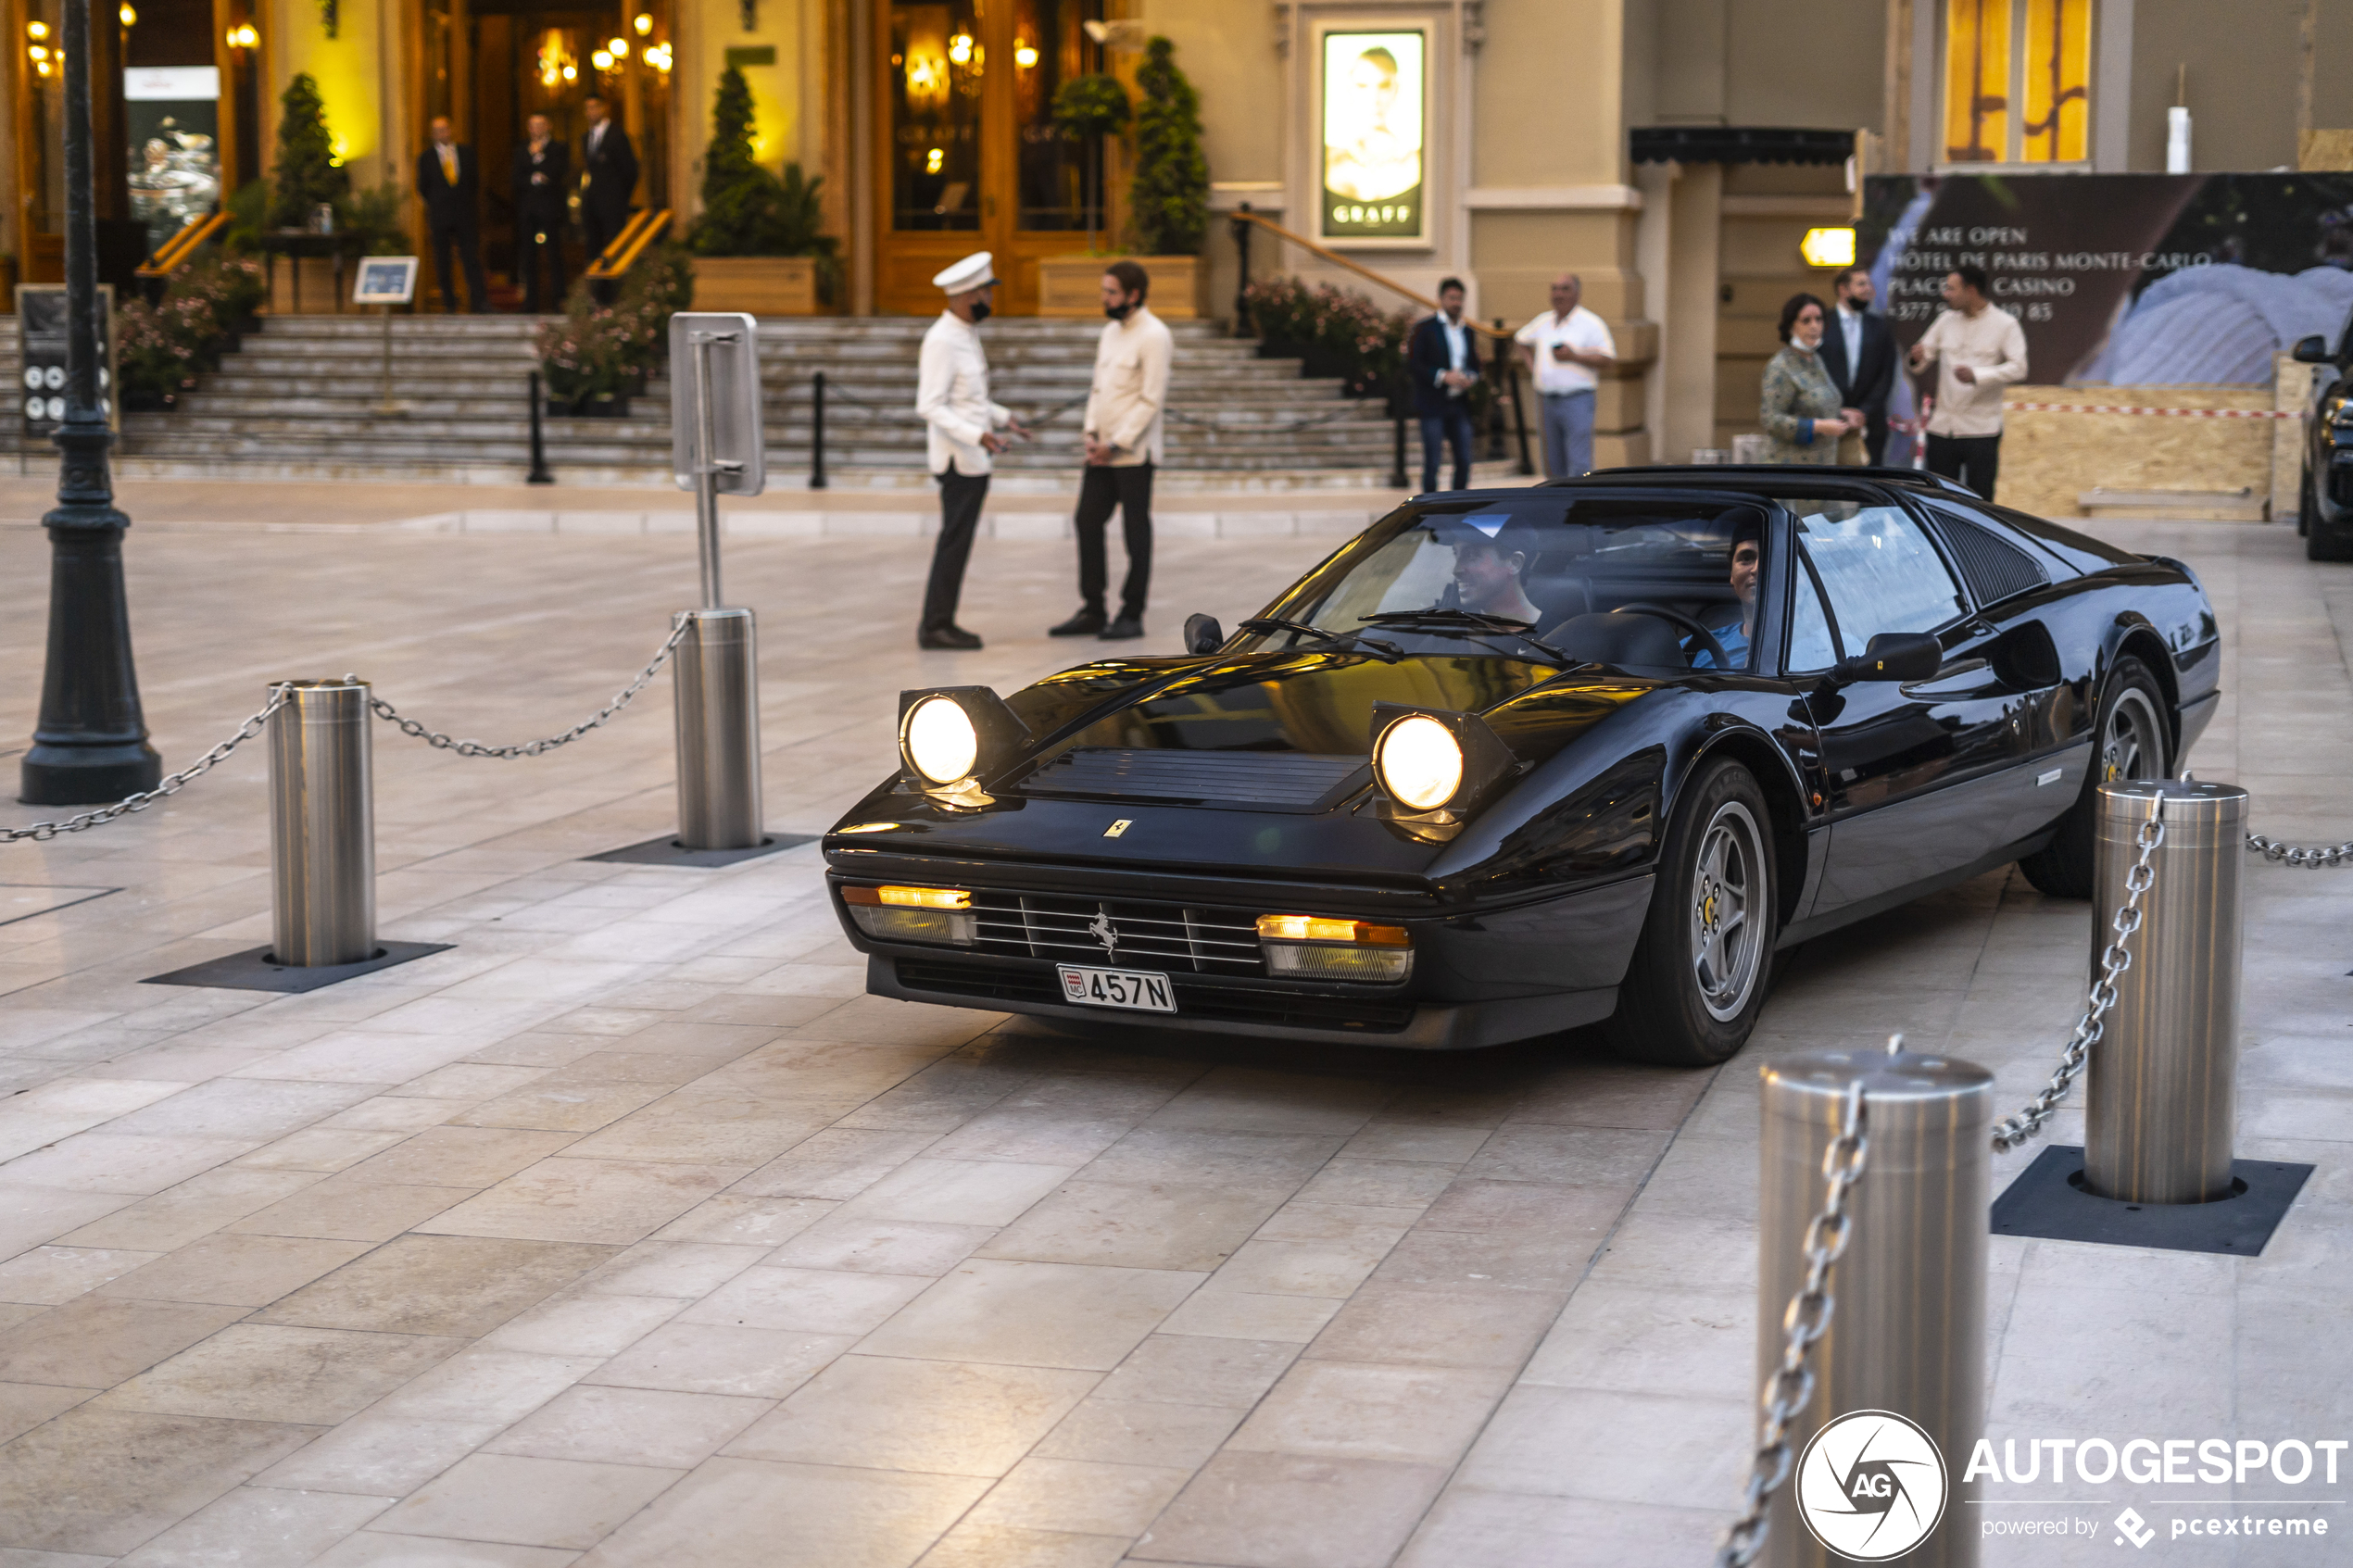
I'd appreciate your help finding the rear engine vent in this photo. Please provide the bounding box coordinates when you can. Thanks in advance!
[1938,515,2050,606]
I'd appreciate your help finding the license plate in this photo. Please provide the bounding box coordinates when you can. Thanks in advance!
[1056,964,1176,1013]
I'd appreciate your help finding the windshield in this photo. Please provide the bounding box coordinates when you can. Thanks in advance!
[1250,496,1768,671]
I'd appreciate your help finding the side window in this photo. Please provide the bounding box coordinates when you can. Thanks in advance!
[1787,558,1840,671]
[1795,504,1965,648]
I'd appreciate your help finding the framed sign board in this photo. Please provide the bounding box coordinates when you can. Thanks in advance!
[353,257,420,306]
[670,312,765,496]
[1318,30,1427,244]
[16,284,120,436]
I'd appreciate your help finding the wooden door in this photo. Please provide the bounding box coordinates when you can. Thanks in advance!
[872,0,1102,315]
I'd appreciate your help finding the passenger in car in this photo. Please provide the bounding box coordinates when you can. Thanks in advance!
[1688,515,1761,670]
[1450,529,1544,624]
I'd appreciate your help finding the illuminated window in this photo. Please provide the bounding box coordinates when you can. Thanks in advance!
[1943,0,2091,165]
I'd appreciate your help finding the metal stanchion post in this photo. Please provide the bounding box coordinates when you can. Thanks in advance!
[1759,1042,1991,1568]
[2085,779,2248,1204]
[811,370,828,490]
[270,680,376,968]
[671,608,763,850]
[1231,202,1255,336]
[526,370,554,485]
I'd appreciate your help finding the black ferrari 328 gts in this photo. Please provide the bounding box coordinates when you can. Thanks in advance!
[824,467,2219,1067]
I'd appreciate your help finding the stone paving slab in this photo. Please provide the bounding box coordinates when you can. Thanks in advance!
[0,502,2343,1566]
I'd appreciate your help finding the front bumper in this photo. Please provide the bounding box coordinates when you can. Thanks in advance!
[831,861,1654,1051]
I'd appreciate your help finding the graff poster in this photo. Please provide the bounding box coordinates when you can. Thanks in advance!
[1320,31,1423,243]
[1860,172,2353,385]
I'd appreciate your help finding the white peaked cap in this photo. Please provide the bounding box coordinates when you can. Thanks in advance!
[932,252,998,294]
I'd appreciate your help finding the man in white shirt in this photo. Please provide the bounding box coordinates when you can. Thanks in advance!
[914,252,1029,650]
[1513,274,1616,478]
[1051,260,1174,641]
[1906,263,2029,500]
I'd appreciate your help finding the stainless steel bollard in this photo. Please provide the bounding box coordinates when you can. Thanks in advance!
[672,608,764,850]
[270,680,377,967]
[1760,1044,1992,1568]
[2085,779,2248,1203]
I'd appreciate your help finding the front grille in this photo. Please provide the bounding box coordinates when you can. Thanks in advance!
[973,891,1265,974]
[896,958,1416,1033]
[1020,748,1368,810]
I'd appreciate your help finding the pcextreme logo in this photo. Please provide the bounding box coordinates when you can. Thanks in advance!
[1796,1410,1950,1562]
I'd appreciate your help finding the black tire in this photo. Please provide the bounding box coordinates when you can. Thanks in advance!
[2309,512,2353,561]
[1604,757,1779,1068]
[2298,464,2316,537]
[2019,656,2170,898]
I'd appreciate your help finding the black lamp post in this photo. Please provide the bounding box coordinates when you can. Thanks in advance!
[20,0,160,807]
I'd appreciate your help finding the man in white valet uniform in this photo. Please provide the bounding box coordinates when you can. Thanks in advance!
[914,252,1030,650]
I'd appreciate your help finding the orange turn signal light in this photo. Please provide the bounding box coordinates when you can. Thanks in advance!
[843,885,971,909]
[1255,914,1409,947]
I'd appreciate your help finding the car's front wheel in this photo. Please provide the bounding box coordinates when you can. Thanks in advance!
[2019,656,2170,898]
[1604,757,1779,1068]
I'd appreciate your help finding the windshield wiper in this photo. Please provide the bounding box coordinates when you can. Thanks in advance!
[1360,609,1578,666]
[1237,617,1403,663]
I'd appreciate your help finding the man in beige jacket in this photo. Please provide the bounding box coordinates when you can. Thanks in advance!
[1906,263,2028,500]
[1051,260,1174,641]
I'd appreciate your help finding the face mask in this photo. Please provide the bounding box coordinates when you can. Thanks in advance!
[969,300,991,323]
[1104,301,1133,321]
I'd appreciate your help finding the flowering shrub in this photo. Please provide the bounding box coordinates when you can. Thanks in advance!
[119,292,225,407]
[536,245,697,406]
[1241,274,1414,394]
[182,256,268,324]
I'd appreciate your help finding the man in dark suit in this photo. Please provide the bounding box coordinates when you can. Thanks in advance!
[1818,266,1897,464]
[511,113,571,314]
[1407,277,1479,493]
[416,117,490,314]
[578,96,639,267]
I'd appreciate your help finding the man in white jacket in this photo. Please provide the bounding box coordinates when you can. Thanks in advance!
[1906,263,2028,501]
[915,252,1029,650]
[1050,260,1174,641]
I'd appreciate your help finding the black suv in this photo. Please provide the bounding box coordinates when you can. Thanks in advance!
[2293,320,2353,560]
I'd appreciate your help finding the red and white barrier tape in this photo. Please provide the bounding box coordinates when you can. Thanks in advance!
[2007,402,2305,420]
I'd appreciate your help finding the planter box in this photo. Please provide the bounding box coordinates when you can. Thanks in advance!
[690,257,820,316]
[267,256,344,316]
[547,395,632,418]
[1038,254,1203,320]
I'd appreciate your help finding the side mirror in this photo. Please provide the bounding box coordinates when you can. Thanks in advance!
[2294,334,2334,364]
[1835,632,1943,684]
[1183,613,1225,656]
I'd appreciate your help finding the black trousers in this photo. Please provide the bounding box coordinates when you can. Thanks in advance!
[924,463,990,633]
[1075,461,1154,618]
[517,214,567,313]
[1863,408,1891,467]
[1419,404,1475,492]
[1924,433,2002,500]
[430,221,489,313]
[582,204,626,268]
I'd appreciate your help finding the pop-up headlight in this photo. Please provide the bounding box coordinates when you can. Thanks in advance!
[896,686,1032,796]
[1368,703,1516,815]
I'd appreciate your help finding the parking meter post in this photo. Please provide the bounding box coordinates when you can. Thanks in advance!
[1759,1044,1991,1568]
[2085,780,2248,1204]
[270,679,376,967]
[671,608,763,850]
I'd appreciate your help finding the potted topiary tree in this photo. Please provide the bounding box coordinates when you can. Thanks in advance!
[1038,36,1209,320]
[686,66,836,314]
[266,73,349,314]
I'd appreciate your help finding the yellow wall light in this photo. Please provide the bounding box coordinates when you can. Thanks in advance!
[1800,226,1857,269]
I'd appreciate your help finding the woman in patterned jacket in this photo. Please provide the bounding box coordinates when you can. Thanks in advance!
[1759,294,1860,466]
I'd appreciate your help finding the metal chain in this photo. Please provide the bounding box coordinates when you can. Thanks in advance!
[0,687,288,844]
[1717,1075,1871,1568]
[364,619,689,759]
[1989,816,2166,1152]
[2246,832,2353,869]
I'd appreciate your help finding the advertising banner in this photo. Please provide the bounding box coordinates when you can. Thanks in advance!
[1319,31,1424,244]
[125,66,222,260]
[1860,172,2353,385]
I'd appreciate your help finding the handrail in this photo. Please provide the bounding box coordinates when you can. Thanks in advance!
[134,210,230,279]
[1230,207,1513,338]
[585,207,672,282]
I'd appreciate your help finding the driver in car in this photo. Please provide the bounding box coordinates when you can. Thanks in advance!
[1450,529,1543,624]
[1686,516,1760,670]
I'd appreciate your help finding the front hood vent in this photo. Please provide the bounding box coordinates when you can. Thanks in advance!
[1019,748,1370,812]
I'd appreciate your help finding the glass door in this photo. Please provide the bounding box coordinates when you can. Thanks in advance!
[874,0,1101,314]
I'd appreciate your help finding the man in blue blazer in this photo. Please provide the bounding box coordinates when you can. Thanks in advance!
[1406,278,1480,492]
[1818,267,1897,464]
